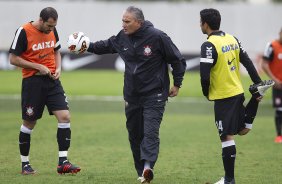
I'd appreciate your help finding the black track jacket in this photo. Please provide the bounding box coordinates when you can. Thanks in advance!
[88,21,186,103]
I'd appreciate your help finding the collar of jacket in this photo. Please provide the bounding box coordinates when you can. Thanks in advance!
[128,20,154,38]
[207,30,225,39]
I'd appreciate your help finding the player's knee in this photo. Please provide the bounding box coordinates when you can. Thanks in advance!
[23,120,37,129]
[220,134,234,141]
[59,112,71,123]
[219,132,228,141]
[62,114,71,123]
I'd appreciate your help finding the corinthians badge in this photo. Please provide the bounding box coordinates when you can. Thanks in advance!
[26,106,34,116]
[143,45,152,56]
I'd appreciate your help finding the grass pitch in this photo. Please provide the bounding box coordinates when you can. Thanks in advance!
[0,70,281,184]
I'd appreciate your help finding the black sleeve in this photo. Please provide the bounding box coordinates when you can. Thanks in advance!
[200,41,217,97]
[235,37,262,84]
[53,27,61,51]
[9,27,27,56]
[159,32,186,88]
[87,36,117,55]
[262,42,274,62]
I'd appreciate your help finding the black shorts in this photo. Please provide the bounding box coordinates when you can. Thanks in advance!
[214,94,245,139]
[21,75,69,121]
[272,88,282,108]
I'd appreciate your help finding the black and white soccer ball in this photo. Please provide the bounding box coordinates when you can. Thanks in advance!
[67,32,90,54]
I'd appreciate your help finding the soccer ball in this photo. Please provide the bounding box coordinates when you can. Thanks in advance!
[67,32,90,54]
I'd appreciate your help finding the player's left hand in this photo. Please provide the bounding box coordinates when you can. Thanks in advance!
[51,68,61,80]
[256,96,263,102]
[169,86,179,97]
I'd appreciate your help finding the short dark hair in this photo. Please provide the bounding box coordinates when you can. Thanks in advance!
[40,7,58,22]
[126,6,145,23]
[200,8,221,30]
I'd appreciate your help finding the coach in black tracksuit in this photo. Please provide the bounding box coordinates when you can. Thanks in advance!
[85,6,186,182]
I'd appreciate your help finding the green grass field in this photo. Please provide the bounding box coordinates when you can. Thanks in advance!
[0,70,281,184]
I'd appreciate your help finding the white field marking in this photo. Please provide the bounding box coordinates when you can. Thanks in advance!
[0,94,272,104]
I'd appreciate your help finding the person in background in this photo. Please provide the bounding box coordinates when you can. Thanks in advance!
[261,28,282,143]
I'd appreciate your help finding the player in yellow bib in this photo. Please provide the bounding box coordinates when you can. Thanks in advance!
[207,34,243,100]
[199,8,274,184]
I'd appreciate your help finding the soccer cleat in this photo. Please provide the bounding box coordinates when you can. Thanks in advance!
[214,177,224,184]
[274,136,282,143]
[214,177,235,184]
[57,160,81,174]
[142,168,154,183]
[21,163,36,175]
[137,176,147,183]
[249,80,275,99]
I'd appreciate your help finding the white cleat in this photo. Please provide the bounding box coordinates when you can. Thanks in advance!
[137,176,149,183]
[214,177,225,184]
[214,177,235,184]
[249,80,275,98]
